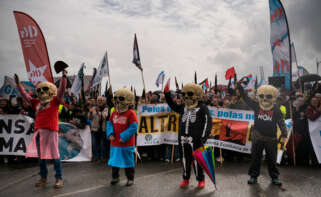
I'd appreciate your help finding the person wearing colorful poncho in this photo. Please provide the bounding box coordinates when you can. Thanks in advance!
[106,88,138,186]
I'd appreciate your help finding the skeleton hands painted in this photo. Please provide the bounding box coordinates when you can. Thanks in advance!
[256,85,278,111]
[181,83,203,110]
[114,88,135,113]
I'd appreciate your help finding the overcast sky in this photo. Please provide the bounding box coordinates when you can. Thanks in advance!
[0,0,320,93]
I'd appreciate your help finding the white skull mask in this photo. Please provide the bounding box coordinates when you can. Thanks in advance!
[36,82,57,104]
[256,85,278,111]
[182,83,203,109]
[114,88,134,113]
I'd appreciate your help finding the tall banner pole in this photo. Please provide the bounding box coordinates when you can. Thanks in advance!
[279,0,296,165]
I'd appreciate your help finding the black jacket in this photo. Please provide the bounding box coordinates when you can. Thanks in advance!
[165,92,212,144]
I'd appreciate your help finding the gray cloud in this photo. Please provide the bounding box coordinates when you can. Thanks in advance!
[0,0,320,93]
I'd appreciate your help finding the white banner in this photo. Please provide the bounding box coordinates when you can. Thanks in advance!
[308,117,321,164]
[136,104,292,164]
[59,123,92,162]
[0,115,92,162]
[0,115,34,155]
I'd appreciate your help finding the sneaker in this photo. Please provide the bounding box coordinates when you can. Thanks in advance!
[216,157,224,162]
[110,177,120,185]
[164,159,170,163]
[272,178,282,186]
[179,179,189,188]
[54,179,63,189]
[126,180,134,186]
[35,178,48,187]
[197,180,205,189]
[247,177,257,184]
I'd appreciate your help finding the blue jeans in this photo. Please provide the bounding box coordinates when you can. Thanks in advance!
[91,131,107,159]
[36,134,62,179]
[164,145,180,160]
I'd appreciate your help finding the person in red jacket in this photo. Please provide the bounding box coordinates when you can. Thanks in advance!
[306,97,321,121]
[15,69,67,189]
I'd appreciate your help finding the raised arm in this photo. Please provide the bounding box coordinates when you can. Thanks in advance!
[237,83,257,110]
[164,91,183,113]
[57,71,67,104]
[14,74,32,105]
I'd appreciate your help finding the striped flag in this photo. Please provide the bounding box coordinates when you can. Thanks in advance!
[155,71,165,88]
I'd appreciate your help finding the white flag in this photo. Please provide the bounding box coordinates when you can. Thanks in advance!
[92,51,109,88]
[155,71,165,88]
[0,76,20,99]
[71,63,85,98]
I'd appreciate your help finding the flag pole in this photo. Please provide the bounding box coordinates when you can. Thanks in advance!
[141,70,146,91]
[107,52,111,88]
[161,78,164,91]
[279,0,296,166]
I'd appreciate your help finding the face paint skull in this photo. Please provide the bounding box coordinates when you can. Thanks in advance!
[182,83,203,109]
[114,88,134,113]
[256,85,278,111]
[36,82,57,104]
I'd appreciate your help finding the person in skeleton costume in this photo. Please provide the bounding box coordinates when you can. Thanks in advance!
[237,81,287,186]
[106,88,138,186]
[14,70,67,189]
[165,83,212,189]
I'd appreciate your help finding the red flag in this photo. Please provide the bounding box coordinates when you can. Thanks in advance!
[225,67,235,80]
[164,78,170,92]
[13,11,53,86]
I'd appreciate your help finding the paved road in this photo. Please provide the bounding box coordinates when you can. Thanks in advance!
[0,160,320,197]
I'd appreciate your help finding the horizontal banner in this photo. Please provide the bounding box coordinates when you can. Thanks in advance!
[0,115,91,162]
[136,104,292,164]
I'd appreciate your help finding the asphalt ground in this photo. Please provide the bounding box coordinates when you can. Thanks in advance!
[0,159,320,197]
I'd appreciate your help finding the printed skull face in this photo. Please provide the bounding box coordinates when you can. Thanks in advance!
[114,88,134,113]
[256,85,278,111]
[36,82,57,104]
[182,83,203,109]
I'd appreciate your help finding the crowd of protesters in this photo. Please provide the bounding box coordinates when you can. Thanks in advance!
[1,79,321,167]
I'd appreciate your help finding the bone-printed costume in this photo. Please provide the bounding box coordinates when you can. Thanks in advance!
[165,89,212,183]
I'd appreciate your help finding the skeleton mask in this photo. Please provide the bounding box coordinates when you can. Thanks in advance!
[256,85,278,111]
[114,88,134,113]
[182,83,203,109]
[36,82,57,104]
